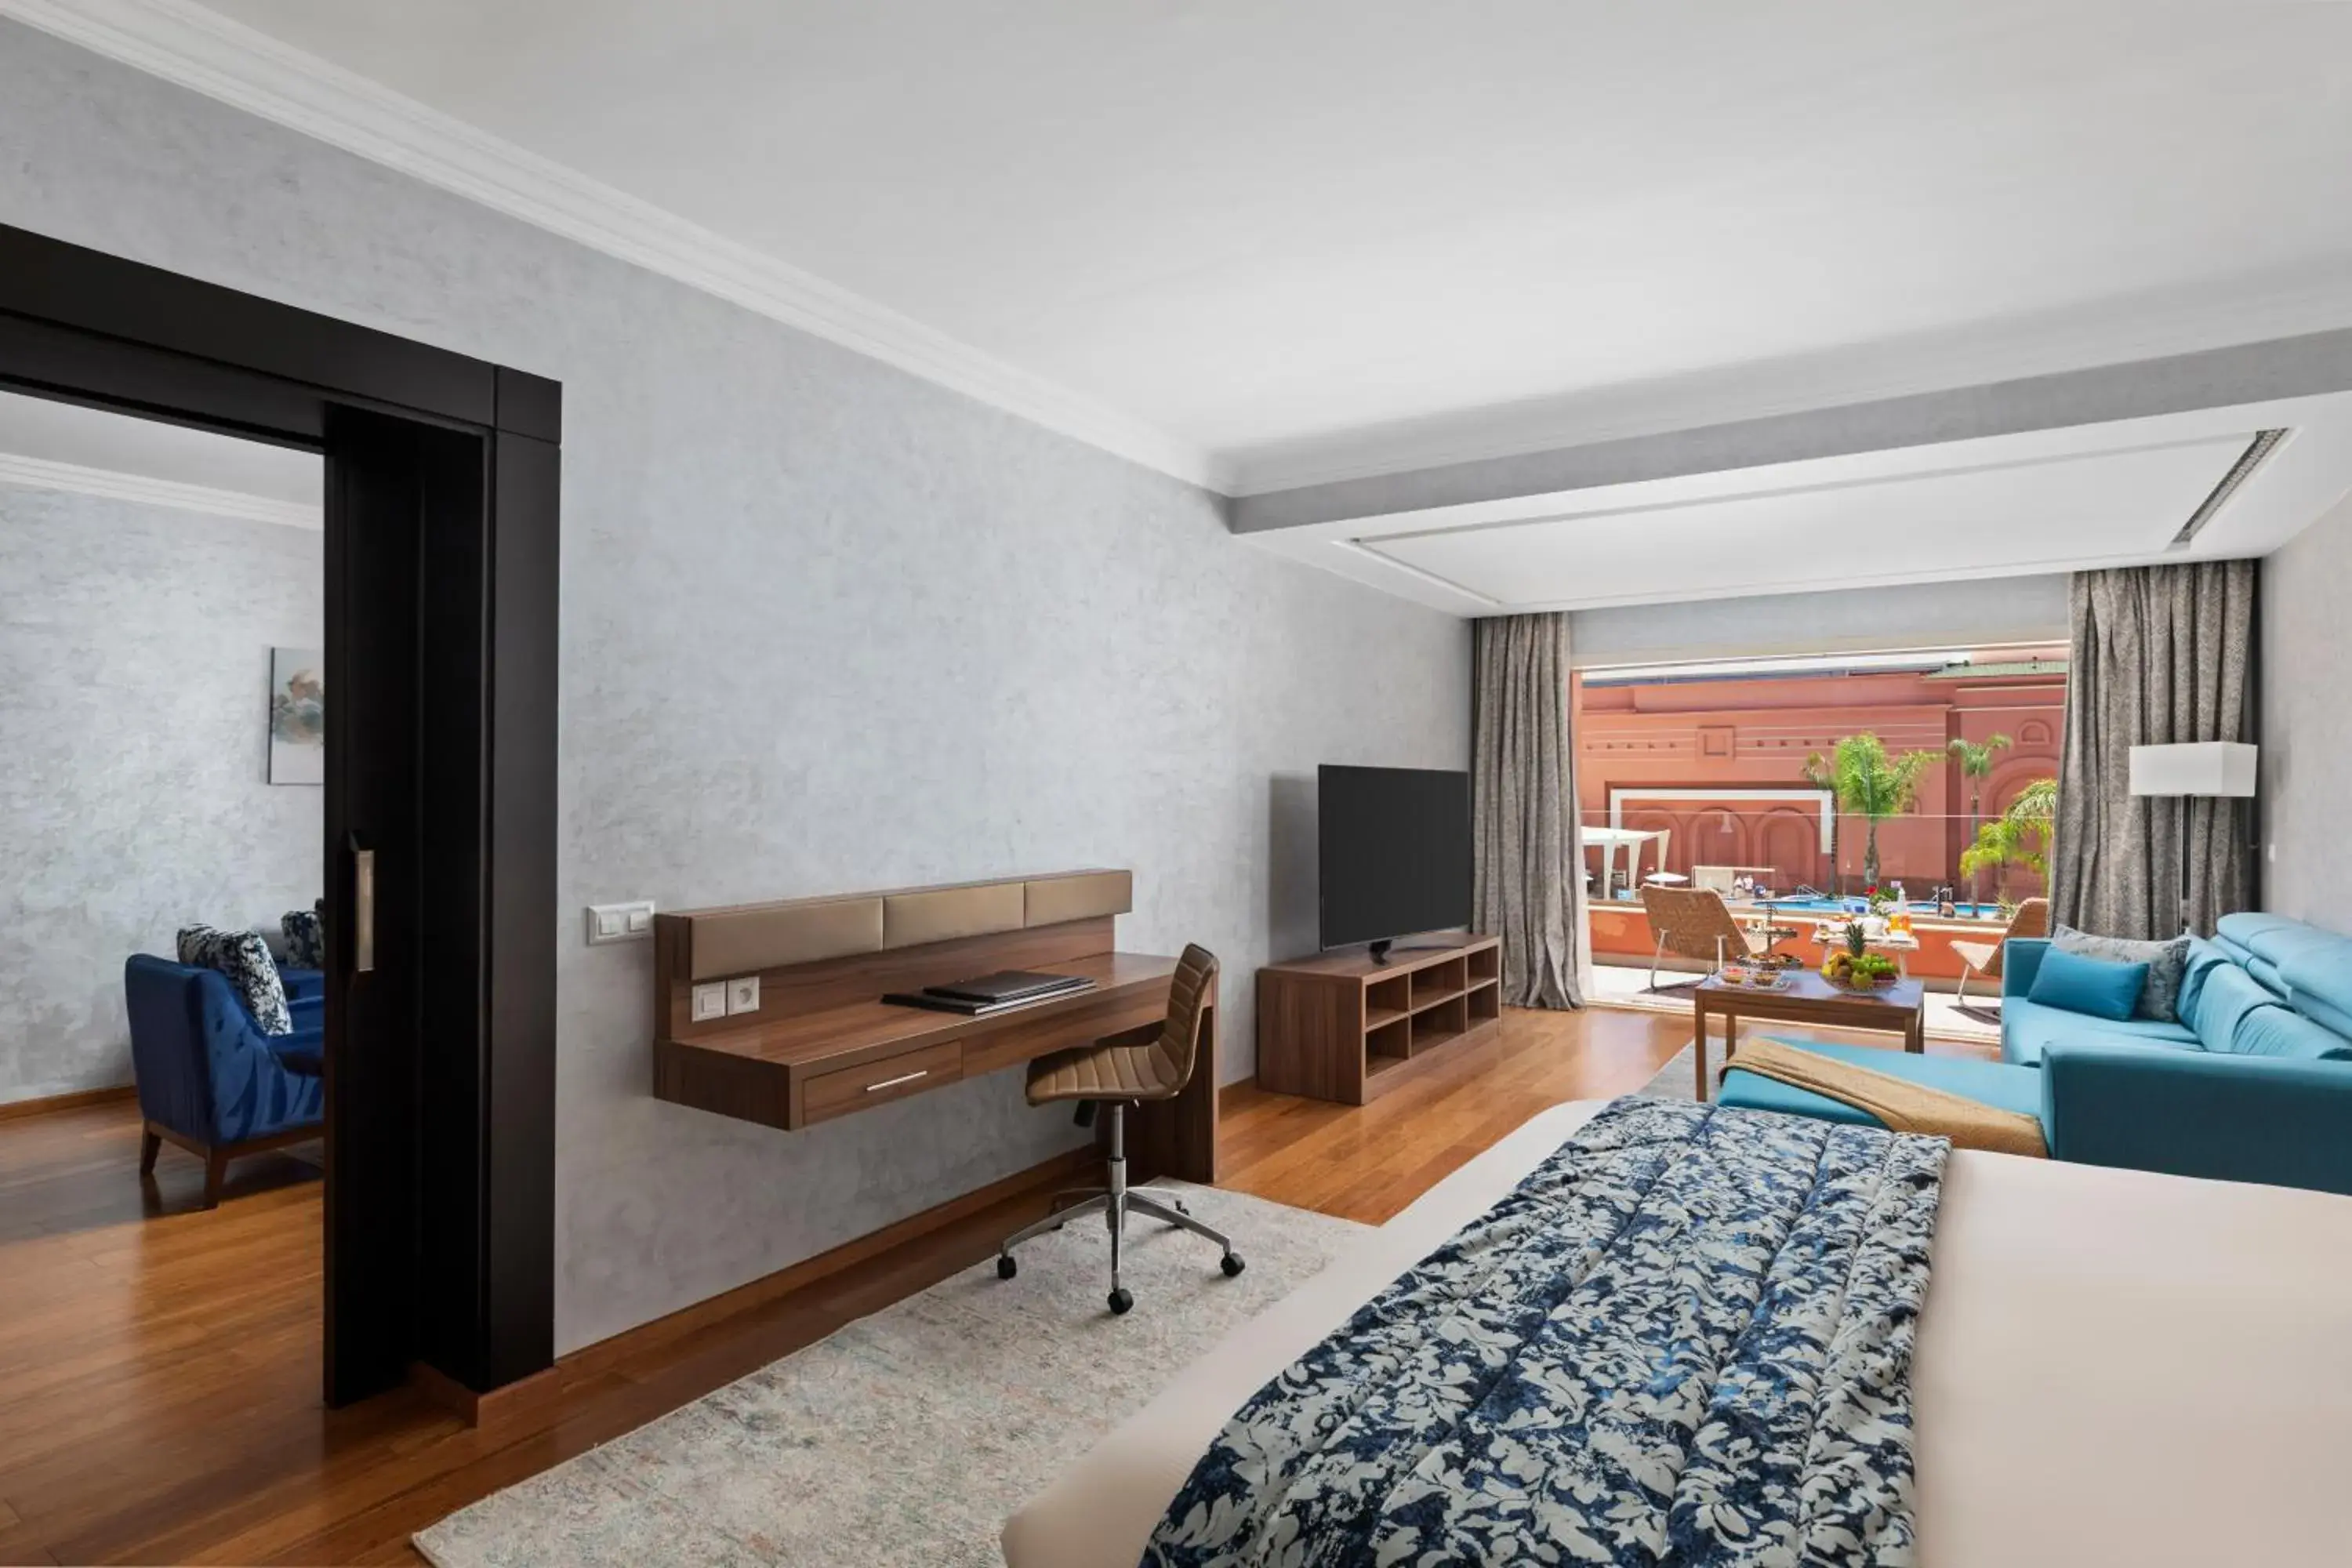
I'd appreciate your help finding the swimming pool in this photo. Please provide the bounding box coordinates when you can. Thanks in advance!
[1608,891,2005,920]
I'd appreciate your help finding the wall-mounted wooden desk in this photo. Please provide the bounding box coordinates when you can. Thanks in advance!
[648,872,1216,1182]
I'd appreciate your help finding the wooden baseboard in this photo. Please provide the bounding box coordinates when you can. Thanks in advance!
[426,1142,1102,1429]
[0,1083,135,1123]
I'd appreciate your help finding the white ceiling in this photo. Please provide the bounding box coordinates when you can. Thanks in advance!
[20,1,2352,616]
[88,0,2352,496]
[1245,392,2352,613]
[0,390,321,524]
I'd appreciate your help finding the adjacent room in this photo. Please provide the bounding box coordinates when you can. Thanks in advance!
[2,5,2350,1566]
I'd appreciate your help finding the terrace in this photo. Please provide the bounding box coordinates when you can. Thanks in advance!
[1574,644,2066,1033]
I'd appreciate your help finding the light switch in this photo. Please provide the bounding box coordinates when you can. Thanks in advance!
[726,975,761,1015]
[585,898,657,946]
[691,982,728,1022]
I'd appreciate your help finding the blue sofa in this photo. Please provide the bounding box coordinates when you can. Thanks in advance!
[1720,912,2352,1196]
[125,954,325,1207]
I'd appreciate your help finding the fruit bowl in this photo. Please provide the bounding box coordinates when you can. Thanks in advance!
[1820,949,1901,989]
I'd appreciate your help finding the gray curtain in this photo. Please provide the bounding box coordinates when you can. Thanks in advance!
[1472,612,1582,1008]
[2050,560,2257,939]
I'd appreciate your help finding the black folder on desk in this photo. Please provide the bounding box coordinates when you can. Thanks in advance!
[882,970,1095,1014]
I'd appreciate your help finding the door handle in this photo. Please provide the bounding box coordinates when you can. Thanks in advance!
[351,837,376,974]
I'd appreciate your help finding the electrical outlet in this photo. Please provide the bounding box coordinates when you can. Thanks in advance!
[691,981,728,1022]
[586,898,656,946]
[726,975,761,1015]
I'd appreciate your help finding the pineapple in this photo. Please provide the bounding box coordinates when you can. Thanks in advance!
[1823,920,1869,984]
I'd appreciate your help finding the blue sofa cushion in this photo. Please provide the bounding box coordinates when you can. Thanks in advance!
[2279,942,2352,1040]
[2000,996,2198,1066]
[2174,935,2230,1025]
[2027,946,2147,1022]
[1720,1039,2045,1128]
[2226,1004,2352,1062]
[2191,964,2285,1054]
[176,924,292,1035]
[2051,924,2189,1022]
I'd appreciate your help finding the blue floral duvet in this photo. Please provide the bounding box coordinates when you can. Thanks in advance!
[1145,1098,1947,1567]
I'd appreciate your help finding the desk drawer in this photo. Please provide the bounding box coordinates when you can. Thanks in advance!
[802,1040,961,1124]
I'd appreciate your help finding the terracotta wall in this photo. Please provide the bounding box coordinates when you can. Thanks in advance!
[1575,665,2063,898]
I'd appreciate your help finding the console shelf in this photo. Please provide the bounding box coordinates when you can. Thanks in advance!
[1256,932,1504,1105]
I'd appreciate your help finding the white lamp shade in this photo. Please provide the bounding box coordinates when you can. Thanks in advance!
[2128,741,2258,798]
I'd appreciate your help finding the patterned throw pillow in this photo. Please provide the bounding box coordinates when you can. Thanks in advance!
[281,906,326,969]
[2052,923,2190,1023]
[177,924,293,1035]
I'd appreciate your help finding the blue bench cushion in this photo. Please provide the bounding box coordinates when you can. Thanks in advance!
[1720,1039,2045,1128]
[2002,996,2198,1066]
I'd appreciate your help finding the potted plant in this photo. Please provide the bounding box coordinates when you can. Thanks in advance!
[1804,733,1940,893]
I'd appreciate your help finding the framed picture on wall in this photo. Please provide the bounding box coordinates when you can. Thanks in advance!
[269,646,324,785]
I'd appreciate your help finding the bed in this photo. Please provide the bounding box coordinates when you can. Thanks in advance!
[1004,1099,2352,1567]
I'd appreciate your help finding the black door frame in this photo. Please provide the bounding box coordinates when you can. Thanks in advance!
[0,223,558,1404]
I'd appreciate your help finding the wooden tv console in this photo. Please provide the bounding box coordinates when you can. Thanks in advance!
[1256,931,1502,1105]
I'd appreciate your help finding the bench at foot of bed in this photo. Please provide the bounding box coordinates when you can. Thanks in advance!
[1720,1034,2352,1196]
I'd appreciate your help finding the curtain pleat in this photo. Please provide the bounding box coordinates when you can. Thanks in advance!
[1472,612,1583,1007]
[2050,560,2257,938]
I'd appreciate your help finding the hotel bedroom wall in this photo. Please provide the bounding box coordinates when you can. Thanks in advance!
[0,23,1468,1351]
[0,482,323,1104]
[2261,489,2352,925]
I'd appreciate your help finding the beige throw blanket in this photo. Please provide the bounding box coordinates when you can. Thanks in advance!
[1729,1037,2049,1157]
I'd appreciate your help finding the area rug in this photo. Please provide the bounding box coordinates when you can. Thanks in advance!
[413,1183,1367,1567]
[1639,1039,1704,1101]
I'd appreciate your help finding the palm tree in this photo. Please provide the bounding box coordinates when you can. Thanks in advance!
[1803,732,1940,893]
[1947,732,2012,899]
[1958,777,2057,903]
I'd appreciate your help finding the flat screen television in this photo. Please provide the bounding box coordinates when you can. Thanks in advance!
[1319,764,1472,962]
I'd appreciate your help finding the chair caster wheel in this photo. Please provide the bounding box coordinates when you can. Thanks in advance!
[996,1254,1017,1280]
[1221,1253,1246,1278]
[1108,1288,1133,1315]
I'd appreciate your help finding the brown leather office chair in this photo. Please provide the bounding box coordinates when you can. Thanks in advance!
[995,943,1241,1315]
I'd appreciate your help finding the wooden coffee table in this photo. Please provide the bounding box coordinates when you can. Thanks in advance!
[1690,969,1925,1102]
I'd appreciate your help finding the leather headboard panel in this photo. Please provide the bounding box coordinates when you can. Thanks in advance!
[688,895,883,982]
[1025,869,1132,927]
[884,881,1028,949]
[678,870,1132,979]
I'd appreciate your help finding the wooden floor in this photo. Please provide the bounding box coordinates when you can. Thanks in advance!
[0,1005,1985,1564]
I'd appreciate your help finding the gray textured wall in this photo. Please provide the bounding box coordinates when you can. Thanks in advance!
[2260,492,2352,927]
[0,481,323,1103]
[0,24,1468,1350]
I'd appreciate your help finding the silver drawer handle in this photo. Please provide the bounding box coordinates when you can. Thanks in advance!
[866,1069,931,1093]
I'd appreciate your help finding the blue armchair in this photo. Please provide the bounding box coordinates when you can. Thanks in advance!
[125,955,324,1207]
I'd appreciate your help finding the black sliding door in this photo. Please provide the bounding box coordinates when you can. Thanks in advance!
[1,221,559,1408]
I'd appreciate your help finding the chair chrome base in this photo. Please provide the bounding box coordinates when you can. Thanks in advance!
[996,1102,1242,1314]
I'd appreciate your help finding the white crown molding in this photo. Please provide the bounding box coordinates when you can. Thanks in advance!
[0,0,1227,492]
[0,449,321,527]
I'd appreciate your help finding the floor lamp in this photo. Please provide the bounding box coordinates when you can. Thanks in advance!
[2128,742,2258,934]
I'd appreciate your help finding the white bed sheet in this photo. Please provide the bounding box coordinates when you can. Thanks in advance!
[1003,1099,2352,1567]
